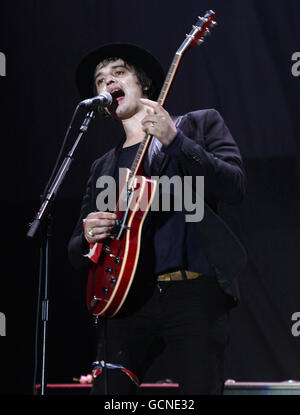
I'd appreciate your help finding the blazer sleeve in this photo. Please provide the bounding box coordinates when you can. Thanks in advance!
[163,109,245,205]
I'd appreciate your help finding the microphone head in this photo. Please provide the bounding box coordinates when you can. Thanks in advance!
[79,92,113,107]
[101,91,112,106]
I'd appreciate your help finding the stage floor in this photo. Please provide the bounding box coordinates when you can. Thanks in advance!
[35,380,300,395]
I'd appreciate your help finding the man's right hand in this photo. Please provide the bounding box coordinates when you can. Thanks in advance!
[83,211,117,243]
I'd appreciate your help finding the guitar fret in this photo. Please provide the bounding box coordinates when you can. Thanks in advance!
[158,58,181,104]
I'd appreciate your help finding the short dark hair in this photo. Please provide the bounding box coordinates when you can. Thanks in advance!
[93,57,156,117]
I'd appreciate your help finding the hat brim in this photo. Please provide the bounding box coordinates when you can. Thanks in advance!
[76,43,165,100]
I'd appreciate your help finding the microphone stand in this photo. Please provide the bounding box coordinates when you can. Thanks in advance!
[27,106,95,395]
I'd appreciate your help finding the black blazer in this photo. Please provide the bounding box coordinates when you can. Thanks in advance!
[68,109,247,301]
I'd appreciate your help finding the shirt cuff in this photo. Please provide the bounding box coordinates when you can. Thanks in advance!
[161,129,184,156]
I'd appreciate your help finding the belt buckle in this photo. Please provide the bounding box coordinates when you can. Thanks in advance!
[186,271,202,279]
[157,270,202,282]
[170,271,182,281]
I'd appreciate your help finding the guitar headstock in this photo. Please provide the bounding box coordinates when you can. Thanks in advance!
[156,10,217,106]
[178,10,217,55]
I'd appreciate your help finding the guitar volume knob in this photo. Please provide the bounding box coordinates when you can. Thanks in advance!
[110,277,116,285]
[103,245,111,253]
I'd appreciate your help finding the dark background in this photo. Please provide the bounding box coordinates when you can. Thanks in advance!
[0,0,300,394]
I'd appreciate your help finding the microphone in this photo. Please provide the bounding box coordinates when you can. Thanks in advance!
[79,91,112,108]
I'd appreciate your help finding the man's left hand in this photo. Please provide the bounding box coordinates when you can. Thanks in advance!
[140,98,177,147]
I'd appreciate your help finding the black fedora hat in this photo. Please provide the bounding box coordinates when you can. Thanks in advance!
[76,43,165,100]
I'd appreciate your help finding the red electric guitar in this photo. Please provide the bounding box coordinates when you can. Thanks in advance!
[86,10,217,317]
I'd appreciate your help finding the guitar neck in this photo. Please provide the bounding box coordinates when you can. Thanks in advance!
[158,25,201,106]
[127,10,216,188]
[157,53,182,106]
[127,53,183,187]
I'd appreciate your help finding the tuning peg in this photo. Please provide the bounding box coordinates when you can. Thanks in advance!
[198,16,207,23]
[210,20,217,28]
[197,38,205,46]
[203,28,211,36]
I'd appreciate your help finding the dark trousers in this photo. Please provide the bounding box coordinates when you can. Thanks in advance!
[91,275,231,395]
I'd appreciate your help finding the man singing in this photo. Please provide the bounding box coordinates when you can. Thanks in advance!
[68,43,247,394]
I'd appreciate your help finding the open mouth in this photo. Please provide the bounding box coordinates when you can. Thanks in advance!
[110,88,125,104]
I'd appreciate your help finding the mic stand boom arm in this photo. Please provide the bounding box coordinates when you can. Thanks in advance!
[27,108,95,239]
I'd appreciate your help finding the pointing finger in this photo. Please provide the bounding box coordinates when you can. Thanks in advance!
[140,98,164,114]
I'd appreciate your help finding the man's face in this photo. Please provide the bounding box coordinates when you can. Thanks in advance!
[94,58,146,120]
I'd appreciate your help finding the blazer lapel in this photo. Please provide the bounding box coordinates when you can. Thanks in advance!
[101,149,117,176]
[150,151,168,176]
[100,137,126,176]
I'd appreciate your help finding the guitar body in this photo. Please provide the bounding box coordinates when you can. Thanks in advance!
[86,168,157,317]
